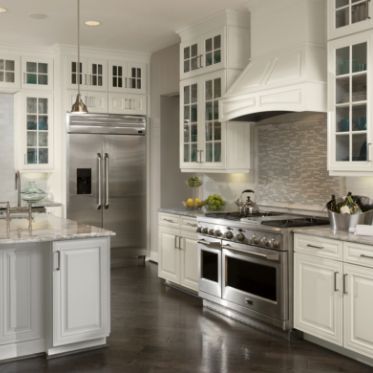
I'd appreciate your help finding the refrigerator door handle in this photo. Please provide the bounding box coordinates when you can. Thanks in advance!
[97,153,102,210]
[104,153,110,209]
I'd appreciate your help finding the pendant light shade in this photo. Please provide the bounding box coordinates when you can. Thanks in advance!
[71,0,88,113]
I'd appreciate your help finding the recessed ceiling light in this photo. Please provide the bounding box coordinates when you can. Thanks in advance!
[0,7,7,13]
[85,20,101,27]
[29,13,48,20]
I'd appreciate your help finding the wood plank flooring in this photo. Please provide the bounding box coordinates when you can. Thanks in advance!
[1,262,372,373]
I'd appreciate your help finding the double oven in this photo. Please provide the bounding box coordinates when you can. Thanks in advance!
[197,223,290,330]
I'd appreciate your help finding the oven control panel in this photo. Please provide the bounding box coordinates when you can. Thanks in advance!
[196,222,283,250]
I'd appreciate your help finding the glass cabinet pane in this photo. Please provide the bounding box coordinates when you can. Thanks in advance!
[335,0,370,29]
[352,1,369,24]
[336,77,350,103]
[352,104,367,131]
[0,59,16,84]
[352,43,367,72]
[183,83,198,163]
[352,74,367,101]
[336,7,349,28]
[352,133,367,161]
[336,107,349,132]
[336,135,350,161]
[336,47,350,75]
[205,34,222,67]
[25,61,48,85]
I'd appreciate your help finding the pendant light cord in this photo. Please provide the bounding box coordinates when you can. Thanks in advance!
[77,0,81,95]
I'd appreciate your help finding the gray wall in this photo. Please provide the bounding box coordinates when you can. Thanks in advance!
[0,94,16,205]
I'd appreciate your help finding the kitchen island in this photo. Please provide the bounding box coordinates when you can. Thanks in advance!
[0,214,114,361]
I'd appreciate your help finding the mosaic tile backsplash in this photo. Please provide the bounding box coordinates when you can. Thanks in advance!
[255,114,345,208]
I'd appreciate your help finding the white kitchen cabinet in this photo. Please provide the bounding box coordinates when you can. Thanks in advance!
[21,56,53,90]
[158,213,198,291]
[108,60,146,94]
[14,91,53,171]
[328,31,373,175]
[0,54,20,91]
[294,233,373,361]
[180,71,251,172]
[0,244,46,348]
[178,10,249,80]
[328,0,373,40]
[294,253,343,345]
[66,90,108,113]
[108,93,146,115]
[343,263,373,358]
[65,56,107,91]
[52,238,110,347]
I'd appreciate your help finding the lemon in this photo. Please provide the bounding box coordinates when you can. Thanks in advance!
[186,198,194,208]
[194,198,202,207]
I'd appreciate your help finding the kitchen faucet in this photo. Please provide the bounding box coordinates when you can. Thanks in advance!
[15,170,21,207]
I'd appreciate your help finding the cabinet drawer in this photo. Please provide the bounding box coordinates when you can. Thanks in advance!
[344,242,373,269]
[158,213,180,228]
[294,234,342,260]
[180,217,198,234]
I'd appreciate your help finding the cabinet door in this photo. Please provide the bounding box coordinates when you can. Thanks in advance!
[328,32,373,173]
[65,56,85,89]
[66,90,108,113]
[86,59,107,90]
[0,244,46,346]
[126,63,146,93]
[108,93,146,115]
[180,79,201,169]
[202,32,224,73]
[200,72,225,169]
[158,227,180,283]
[180,41,202,80]
[328,0,373,40]
[0,54,20,91]
[16,91,53,170]
[343,263,373,358]
[52,238,110,347]
[179,233,198,291]
[22,57,53,90]
[294,253,343,345]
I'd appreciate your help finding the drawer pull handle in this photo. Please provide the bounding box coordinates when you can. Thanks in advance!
[360,254,373,260]
[164,219,176,223]
[343,274,348,295]
[245,298,254,306]
[306,244,324,250]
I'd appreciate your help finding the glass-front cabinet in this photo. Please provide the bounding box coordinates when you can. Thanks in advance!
[22,57,53,90]
[108,60,146,94]
[328,0,373,39]
[328,32,373,173]
[15,92,53,170]
[180,71,225,170]
[0,55,20,90]
[65,56,107,91]
[180,32,224,80]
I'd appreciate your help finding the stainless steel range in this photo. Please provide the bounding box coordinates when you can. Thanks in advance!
[196,211,329,331]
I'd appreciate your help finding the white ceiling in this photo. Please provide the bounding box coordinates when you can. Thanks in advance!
[0,0,248,53]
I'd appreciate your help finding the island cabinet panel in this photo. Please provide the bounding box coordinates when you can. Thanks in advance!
[52,238,110,347]
[0,243,47,348]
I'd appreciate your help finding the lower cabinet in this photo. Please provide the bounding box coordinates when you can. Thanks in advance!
[52,238,110,347]
[0,243,47,349]
[158,213,198,292]
[294,234,373,360]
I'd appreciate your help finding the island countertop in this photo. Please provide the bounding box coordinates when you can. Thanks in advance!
[0,213,115,245]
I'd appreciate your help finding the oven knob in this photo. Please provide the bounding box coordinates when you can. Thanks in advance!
[236,233,245,242]
[196,226,202,233]
[208,229,215,235]
[224,231,234,239]
[202,227,209,234]
[251,235,259,245]
[259,237,267,246]
[215,230,222,237]
[272,239,280,249]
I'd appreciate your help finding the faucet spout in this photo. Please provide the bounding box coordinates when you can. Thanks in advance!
[15,171,21,207]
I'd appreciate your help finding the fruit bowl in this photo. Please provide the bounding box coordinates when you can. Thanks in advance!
[182,198,204,210]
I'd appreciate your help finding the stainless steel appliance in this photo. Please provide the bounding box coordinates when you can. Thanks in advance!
[67,113,146,262]
[197,212,329,331]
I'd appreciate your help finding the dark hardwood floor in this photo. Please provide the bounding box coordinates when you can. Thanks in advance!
[1,262,372,373]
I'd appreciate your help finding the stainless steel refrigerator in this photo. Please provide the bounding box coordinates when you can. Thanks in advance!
[66,113,146,263]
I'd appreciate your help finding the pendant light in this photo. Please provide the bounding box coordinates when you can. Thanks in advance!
[71,0,88,113]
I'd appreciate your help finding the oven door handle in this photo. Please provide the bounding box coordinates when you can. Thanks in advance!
[222,245,280,262]
[198,239,221,249]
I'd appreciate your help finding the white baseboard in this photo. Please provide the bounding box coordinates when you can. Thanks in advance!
[0,338,45,361]
[47,337,107,357]
[147,251,158,263]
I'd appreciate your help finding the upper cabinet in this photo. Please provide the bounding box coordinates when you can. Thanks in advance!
[21,57,53,90]
[178,10,251,173]
[0,54,20,91]
[65,56,107,91]
[178,10,250,80]
[108,60,146,94]
[328,0,373,40]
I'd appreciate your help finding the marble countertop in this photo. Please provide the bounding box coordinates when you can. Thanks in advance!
[293,226,373,246]
[159,207,206,218]
[0,213,115,245]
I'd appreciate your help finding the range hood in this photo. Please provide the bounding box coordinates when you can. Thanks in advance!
[220,0,327,122]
